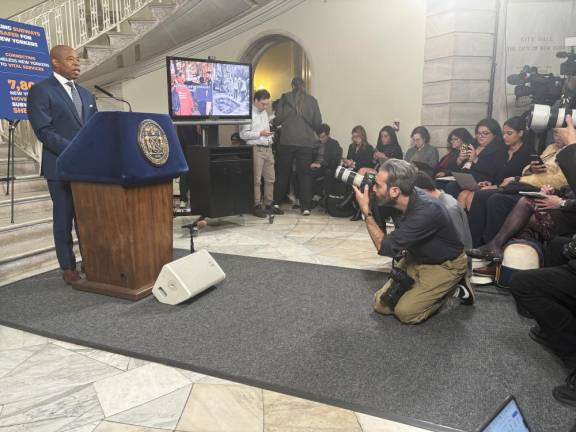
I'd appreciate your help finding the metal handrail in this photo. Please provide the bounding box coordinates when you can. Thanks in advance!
[11,0,156,50]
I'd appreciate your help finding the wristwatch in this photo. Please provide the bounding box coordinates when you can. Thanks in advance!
[363,212,373,219]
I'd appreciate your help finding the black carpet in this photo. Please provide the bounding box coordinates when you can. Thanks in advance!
[0,251,574,432]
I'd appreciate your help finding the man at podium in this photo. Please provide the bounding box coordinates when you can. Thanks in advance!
[27,45,98,285]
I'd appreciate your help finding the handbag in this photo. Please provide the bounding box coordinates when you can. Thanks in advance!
[500,181,540,195]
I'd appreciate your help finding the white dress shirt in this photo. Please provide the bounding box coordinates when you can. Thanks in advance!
[240,108,273,146]
[53,72,75,100]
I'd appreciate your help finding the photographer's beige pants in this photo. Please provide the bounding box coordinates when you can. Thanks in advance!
[253,146,275,206]
[373,253,468,324]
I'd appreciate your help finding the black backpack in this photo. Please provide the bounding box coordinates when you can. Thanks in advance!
[326,182,354,218]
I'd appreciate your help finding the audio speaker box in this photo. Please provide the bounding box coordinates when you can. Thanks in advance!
[152,249,225,305]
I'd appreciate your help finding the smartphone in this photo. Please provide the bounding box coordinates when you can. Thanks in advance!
[529,154,543,164]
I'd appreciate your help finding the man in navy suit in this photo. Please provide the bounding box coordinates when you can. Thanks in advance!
[27,45,98,285]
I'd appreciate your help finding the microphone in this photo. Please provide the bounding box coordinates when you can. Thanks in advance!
[94,85,133,112]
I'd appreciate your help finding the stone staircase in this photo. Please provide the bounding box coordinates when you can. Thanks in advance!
[0,140,77,286]
[0,0,186,286]
[79,1,182,74]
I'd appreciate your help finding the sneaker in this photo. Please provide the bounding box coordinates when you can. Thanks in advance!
[455,276,475,306]
[302,210,311,216]
[553,368,576,407]
[179,200,188,209]
[267,205,284,215]
[253,205,267,218]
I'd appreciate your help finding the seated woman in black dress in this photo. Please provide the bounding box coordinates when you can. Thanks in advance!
[444,118,505,199]
[342,125,374,221]
[343,125,374,171]
[434,127,476,178]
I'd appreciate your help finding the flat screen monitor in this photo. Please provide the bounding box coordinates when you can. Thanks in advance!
[166,56,252,123]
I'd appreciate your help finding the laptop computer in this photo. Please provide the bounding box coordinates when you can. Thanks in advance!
[476,395,531,432]
[453,172,480,192]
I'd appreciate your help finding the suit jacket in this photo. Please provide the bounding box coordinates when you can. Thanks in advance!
[27,75,97,180]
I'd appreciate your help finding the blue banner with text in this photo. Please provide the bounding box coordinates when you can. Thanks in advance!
[0,18,51,120]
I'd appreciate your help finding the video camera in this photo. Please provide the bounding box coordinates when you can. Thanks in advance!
[507,38,576,132]
[506,66,563,106]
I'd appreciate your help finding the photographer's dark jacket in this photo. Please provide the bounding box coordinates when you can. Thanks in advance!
[275,91,322,149]
[379,188,464,264]
[314,138,342,168]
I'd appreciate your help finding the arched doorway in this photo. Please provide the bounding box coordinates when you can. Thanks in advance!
[220,34,311,144]
[240,34,311,99]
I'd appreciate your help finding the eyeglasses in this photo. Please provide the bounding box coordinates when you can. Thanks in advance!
[476,131,493,137]
[450,137,461,141]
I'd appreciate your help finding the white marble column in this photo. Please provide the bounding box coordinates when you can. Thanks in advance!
[422,0,498,151]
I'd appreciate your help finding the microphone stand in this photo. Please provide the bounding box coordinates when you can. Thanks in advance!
[182,216,205,254]
[0,119,20,224]
[94,85,133,112]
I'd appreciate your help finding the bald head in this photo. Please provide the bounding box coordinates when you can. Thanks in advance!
[50,45,80,80]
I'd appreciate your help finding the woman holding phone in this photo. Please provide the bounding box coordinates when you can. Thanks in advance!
[466,117,569,247]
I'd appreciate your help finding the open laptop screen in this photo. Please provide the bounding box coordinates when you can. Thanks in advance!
[479,397,530,432]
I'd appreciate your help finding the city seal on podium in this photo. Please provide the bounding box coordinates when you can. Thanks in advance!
[137,119,170,166]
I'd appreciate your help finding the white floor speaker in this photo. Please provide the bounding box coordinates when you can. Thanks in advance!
[152,249,225,305]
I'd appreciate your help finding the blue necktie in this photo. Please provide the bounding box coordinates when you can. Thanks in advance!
[66,81,83,121]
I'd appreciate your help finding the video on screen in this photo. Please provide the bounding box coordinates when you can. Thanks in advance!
[168,57,251,119]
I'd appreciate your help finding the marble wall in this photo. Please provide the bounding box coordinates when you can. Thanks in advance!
[422,0,498,150]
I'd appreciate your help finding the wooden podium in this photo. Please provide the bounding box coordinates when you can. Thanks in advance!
[57,112,188,300]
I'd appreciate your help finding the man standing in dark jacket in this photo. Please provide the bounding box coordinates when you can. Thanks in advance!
[273,77,322,215]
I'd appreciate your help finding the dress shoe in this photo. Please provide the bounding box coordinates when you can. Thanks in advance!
[253,205,267,218]
[466,247,502,262]
[350,211,362,221]
[267,205,284,215]
[553,368,576,407]
[62,270,81,285]
[472,264,497,277]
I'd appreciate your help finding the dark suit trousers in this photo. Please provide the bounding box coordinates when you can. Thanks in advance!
[510,265,576,354]
[274,145,315,211]
[47,180,77,270]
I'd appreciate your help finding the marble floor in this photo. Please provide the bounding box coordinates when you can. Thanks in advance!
[0,208,434,432]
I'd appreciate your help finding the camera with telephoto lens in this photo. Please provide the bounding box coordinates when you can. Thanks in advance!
[379,252,415,310]
[334,166,376,190]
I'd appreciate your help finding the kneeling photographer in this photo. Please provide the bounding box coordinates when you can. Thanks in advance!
[351,159,471,324]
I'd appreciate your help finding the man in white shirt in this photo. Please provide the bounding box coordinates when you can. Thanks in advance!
[240,89,283,218]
